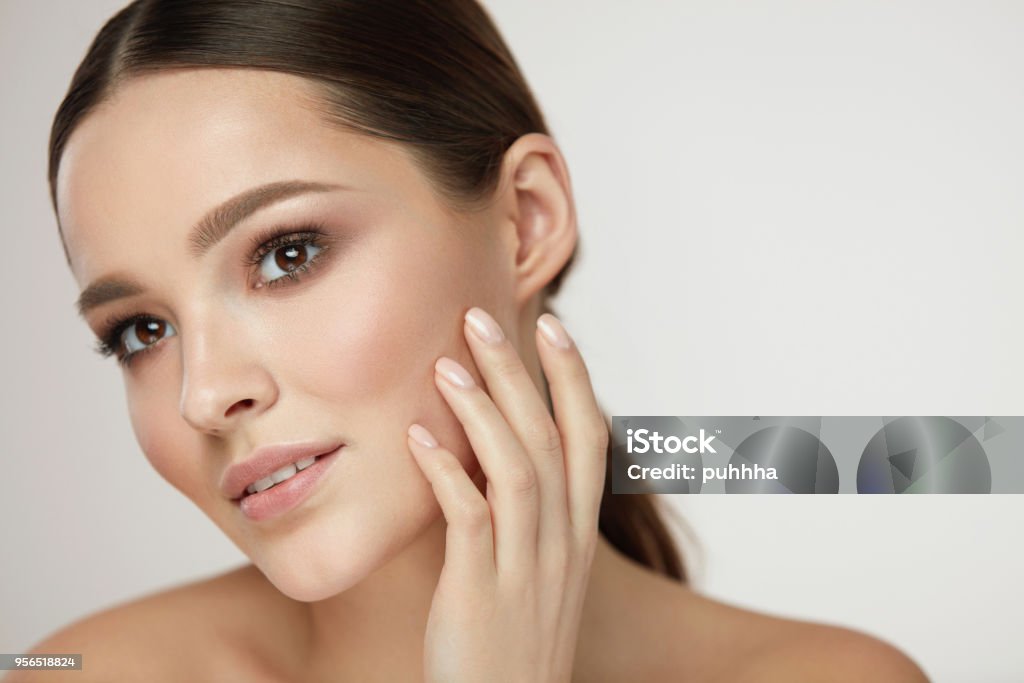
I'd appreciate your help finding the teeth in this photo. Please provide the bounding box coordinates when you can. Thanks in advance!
[249,477,275,494]
[244,455,319,495]
[270,463,297,483]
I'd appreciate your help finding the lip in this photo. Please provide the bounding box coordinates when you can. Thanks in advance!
[221,438,345,502]
[237,447,341,522]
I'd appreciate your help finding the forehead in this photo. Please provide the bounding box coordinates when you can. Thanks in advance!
[56,68,411,288]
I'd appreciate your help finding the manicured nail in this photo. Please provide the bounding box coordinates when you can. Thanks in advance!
[436,356,476,388]
[465,307,505,344]
[408,423,438,448]
[537,314,572,349]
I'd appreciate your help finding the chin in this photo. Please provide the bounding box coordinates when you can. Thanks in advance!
[270,570,360,603]
[257,542,383,602]
[250,506,434,603]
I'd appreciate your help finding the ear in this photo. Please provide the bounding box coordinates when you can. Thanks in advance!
[499,133,578,308]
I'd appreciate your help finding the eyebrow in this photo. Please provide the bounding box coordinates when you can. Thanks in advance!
[75,180,343,318]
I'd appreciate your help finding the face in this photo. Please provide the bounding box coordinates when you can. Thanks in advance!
[57,68,519,601]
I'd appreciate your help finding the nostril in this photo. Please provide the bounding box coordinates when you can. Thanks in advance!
[225,398,255,418]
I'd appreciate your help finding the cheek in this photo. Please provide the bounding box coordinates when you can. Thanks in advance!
[126,392,207,502]
[275,227,484,451]
[279,269,409,405]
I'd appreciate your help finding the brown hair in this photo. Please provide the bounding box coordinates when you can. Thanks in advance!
[48,0,689,582]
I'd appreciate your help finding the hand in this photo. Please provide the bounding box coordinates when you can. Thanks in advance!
[406,306,609,683]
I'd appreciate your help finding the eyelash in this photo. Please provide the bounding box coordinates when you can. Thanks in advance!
[94,222,331,369]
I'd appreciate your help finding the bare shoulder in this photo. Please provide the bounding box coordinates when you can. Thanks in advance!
[596,548,929,683]
[668,581,929,682]
[728,621,931,683]
[5,564,288,683]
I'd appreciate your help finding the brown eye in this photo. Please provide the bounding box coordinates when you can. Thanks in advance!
[135,319,165,344]
[276,244,309,270]
[122,318,175,356]
[258,241,322,285]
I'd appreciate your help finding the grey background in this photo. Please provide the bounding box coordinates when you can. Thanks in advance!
[2,1,1022,681]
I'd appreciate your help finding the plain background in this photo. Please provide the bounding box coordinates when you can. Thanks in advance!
[2,1,1022,681]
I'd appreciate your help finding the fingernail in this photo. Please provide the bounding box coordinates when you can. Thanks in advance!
[436,356,476,388]
[537,314,572,349]
[465,307,505,344]
[408,423,438,448]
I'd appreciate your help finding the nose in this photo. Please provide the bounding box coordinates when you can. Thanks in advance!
[178,312,278,435]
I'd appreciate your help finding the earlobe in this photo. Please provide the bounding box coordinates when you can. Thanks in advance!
[503,134,578,307]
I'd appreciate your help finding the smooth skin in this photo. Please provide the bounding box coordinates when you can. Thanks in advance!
[11,68,929,682]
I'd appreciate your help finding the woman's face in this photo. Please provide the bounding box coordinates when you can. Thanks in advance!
[57,68,522,600]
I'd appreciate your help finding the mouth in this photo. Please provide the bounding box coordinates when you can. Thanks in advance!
[233,446,343,523]
[235,452,332,501]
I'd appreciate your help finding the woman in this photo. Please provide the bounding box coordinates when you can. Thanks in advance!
[23,1,928,681]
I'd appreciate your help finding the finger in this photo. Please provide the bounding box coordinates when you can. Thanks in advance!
[434,355,539,578]
[463,307,571,562]
[535,314,608,548]
[407,423,496,583]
